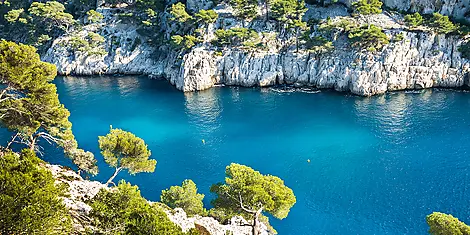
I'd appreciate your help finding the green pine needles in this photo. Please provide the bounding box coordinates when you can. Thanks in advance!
[98,127,156,185]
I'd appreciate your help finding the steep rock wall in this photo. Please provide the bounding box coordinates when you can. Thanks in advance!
[168,31,469,96]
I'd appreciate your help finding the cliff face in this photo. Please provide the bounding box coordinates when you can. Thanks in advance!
[172,32,469,96]
[43,3,470,96]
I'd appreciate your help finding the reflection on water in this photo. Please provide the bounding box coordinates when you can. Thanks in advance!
[61,76,143,97]
[184,88,222,135]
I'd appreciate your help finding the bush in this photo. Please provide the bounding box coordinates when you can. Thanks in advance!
[404,12,423,27]
[426,212,470,235]
[161,179,207,216]
[171,34,202,49]
[89,181,187,235]
[213,27,261,49]
[428,13,458,34]
[348,24,389,51]
[86,10,104,23]
[169,2,193,23]
[302,35,334,53]
[67,32,107,56]
[195,9,218,25]
[0,150,72,234]
[319,18,358,32]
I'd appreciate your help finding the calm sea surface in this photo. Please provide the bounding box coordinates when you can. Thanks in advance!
[4,76,470,234]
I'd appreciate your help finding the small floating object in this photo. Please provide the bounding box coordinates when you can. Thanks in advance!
[307,159,311,163]
[202,139,205,144]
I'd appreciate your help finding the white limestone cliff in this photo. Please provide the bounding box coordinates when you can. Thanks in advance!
[42,3,470,96]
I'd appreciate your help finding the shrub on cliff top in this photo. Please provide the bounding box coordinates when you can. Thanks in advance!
[86,9,104,23]
[171,34,202,49]
[427,13,458,34]
[352,0,382,16]
[161,179,207,216]
[89,181,191,234]
[348,24,389,51]
[404,12,423,27]
[229,0,258,21]
[213,27,261,49]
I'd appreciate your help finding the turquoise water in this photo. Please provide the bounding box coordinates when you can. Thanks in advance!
[4,75,470,234]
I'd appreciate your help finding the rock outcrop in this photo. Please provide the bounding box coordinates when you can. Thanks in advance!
[171,31,469,96]
[47,164,272,235]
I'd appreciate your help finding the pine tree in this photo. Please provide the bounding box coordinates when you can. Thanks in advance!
[98,127,156,185]
[0,40,98,175]
[210,163,296,235]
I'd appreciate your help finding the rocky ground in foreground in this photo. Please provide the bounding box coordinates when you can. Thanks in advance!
[47,164,272,235]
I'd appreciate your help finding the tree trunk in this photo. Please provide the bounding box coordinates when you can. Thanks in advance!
[6,133,18,149]
[265,0,269,21]
[252,208,263,235]
[296,27,299,53]
[29,135,36,151]
[106,167,122,185]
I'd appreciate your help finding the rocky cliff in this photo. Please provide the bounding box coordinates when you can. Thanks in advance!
[43,2,470,96]
[47,164,272,235]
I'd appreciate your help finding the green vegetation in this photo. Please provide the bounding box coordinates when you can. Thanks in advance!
[0,40,98,175]
[2,1,75,48]
[271,0,307,24]
[352,0,383,16]
[161,179,207,216]
[171,34,202,49]
[230,0,258,21]
[319,18,358,32]
[86,9,104,23]
[98,127,156,185]
[195,9,218,25]
[89,181,191,234]
[348,24,389,52]
[170,2,193,23]
[303,35,334,53]
[426,212,470,235]
[210,163,296,234]
[66,32,107,56]
[0,149,72,234]
[404,12,423,27]
[428,12,458,34]
[214,27,261,49]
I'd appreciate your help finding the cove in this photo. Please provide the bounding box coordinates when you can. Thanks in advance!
[6,75,470,234]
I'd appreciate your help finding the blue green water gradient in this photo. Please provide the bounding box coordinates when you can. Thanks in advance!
[5,76,470,234]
